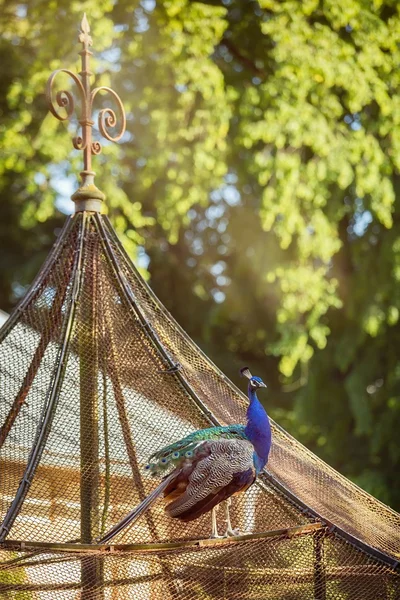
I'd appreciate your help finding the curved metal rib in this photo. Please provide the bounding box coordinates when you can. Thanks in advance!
[0,217,74,345]
[101,215,220,426]
[0,214,86,542]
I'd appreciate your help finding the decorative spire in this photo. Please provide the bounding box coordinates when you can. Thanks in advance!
[45,14,126,212]
[78,13,93,48]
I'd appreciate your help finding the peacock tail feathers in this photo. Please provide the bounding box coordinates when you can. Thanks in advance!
[145,424,247,476]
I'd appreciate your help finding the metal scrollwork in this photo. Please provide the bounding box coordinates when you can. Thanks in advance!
[46,70,85,122]
[91,141,102,155]
[45,14,126,175]
[72,135,85,150]
[91,87,127,144]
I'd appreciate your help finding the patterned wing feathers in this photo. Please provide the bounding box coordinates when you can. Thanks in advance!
[164,439,255,521]
[146,425,247,476]
[176,467,255,522]
[163,442,212,502]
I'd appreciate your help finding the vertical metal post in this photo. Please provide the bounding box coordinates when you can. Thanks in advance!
[80,216,103,598]
[314,532,326,600]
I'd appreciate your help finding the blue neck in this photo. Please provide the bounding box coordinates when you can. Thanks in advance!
[244,385,271,473]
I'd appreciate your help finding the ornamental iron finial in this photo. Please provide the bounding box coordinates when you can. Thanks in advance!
[45,14,126,212]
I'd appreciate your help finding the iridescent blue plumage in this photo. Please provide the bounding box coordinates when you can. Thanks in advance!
[244,374,271,473]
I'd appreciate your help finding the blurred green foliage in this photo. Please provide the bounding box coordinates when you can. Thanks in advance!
[1,0,400,509]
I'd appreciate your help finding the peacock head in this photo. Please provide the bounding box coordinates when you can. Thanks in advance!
[240,366,267,390]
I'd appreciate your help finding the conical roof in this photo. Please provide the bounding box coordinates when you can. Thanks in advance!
[1,209,399,598]
[0,16,399,600]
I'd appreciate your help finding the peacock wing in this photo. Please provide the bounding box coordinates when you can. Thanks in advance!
[146,424,246,475]
[164,438,256,522]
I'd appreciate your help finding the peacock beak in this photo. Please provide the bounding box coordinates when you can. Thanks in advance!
[259,382,267,388]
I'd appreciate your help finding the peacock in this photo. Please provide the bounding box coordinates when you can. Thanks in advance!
[98,366,271,543]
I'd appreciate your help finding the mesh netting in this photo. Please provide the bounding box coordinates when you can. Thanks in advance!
[0,212,399,598]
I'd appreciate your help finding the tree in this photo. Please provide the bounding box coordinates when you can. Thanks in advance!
[0,0,399,508]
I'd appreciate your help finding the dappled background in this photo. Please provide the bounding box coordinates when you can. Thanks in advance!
[0,0,400,513]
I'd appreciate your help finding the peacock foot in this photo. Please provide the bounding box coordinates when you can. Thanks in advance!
[224,527,240,537]
[224,527,251,537]
[210,531,225,539]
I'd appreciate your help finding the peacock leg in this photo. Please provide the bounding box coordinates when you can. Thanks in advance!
[211,505,223,538]
[224,497,240,537]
